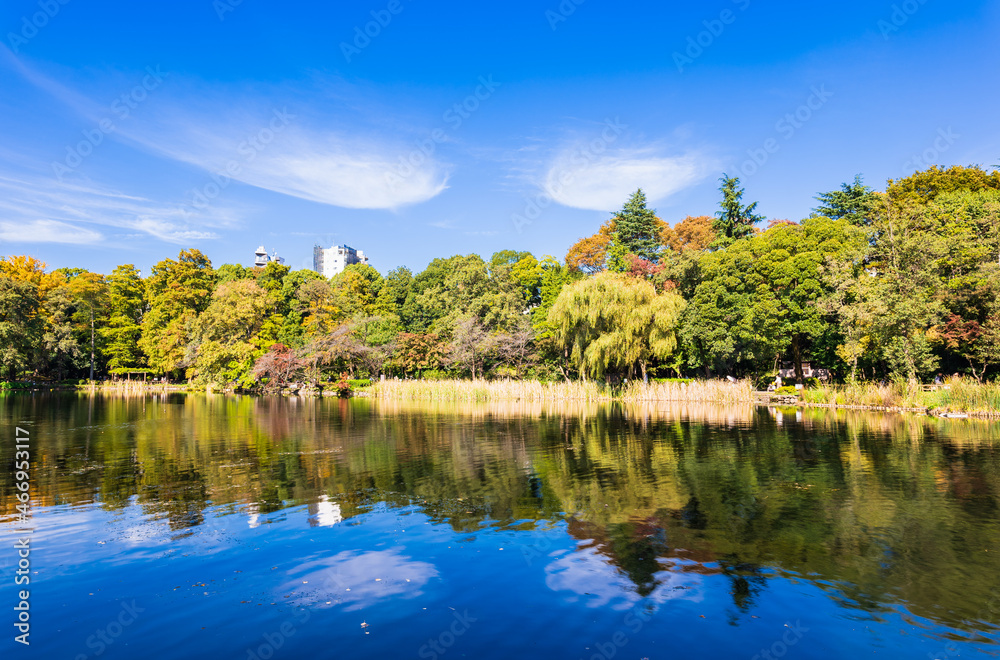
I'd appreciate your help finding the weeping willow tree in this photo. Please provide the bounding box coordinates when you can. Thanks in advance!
[547,272,686,381]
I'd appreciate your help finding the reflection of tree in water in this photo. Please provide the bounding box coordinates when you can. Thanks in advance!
[139,460,207,532]
[680,496,708,530]
[718,556,768,623]
[604,521,669,598]
[9,394,1000,633]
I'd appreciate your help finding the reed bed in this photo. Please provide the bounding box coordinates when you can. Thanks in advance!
[803,379,1000,415]
[803,381,926,409]
[370,379,608,402]
[620,379,756,404]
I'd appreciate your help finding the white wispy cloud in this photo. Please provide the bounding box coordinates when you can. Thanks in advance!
[3,51,451,212]
[0,174,225,246]
[541,145,719,212]
[0,219,102,244]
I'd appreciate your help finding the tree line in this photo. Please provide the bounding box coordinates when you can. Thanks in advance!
[1,163,998,389]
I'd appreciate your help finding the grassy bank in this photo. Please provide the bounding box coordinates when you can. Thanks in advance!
[371,378,757,404]
[370,379,608,402]
[802,380,1000,416]
[621,379,755,404]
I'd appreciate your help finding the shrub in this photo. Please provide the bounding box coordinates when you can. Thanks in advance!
[334,373,353,398]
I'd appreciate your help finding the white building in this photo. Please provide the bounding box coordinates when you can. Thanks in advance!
[313,244,368,278]
[254,245,285,268]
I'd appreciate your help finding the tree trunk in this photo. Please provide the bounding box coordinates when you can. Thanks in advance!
[792,336,804,382]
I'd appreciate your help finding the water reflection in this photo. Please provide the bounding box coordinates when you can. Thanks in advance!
[2,393,1000,641]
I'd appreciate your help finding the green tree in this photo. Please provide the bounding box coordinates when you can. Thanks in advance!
[41,285,82,381]
[216,264,250,285]
[140,249,216,378]
[66,271,108,380]
[608,189,662,271]
[102,265,146,372]
[682,217,860,378]
[548,272,685,381]
[0,277,42,380]
[814,174,880,226]
[189,279,274,387]
[332,264,383,317]
[712,175,763,250]
[887,164,1000,207]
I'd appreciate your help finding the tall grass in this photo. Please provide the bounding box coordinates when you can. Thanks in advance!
[370,379,607,402]
[621,379,756,403]
[803,379,1000,415]
[802,381,926,409]
[925,380,1000,415]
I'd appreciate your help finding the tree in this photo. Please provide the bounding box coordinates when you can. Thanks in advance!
[301,322,370,380]
[530,257,574,338]
[548,273,685,381]
[332,264,383,317]
[276,269,326,347]
[66,271,108,380]
[102,265,146,372]
[252,343,304,392]
[0,277,42,381]
[608,189,663,270]
[297,278,345,337]
[814,175,879,226]
[449,316,495,380]
[824,205,945,381]
[140,249,215,378]
[887,164,1000,207]
[188,279,274,387]
[712,175,763,250]
[682,216,861,379]
[41,285,82,381]
[495,317,537,378]
[662,215,717,252]
[216,264,250,285]
[566,221,613,273]
[393,333,447,377]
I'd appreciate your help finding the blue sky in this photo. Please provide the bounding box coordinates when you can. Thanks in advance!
[1,0,997,275]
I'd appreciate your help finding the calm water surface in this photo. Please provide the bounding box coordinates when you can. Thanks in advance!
[1,393,999,659]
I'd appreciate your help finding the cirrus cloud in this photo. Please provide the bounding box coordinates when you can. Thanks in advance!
[542,146,719,212]
[0,219,102,244]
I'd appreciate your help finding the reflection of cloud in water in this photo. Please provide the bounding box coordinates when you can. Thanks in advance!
[545,545,702,610]
[281,549,438,611]
[309,495,343,527]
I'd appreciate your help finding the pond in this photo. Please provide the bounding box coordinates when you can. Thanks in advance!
[1,393,999,659]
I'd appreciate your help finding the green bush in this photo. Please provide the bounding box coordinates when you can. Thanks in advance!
[774,386,801,396]
[651,378,694,384]
[348,379,372,389]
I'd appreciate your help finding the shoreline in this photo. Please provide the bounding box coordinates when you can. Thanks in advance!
[7,380,1000,419]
